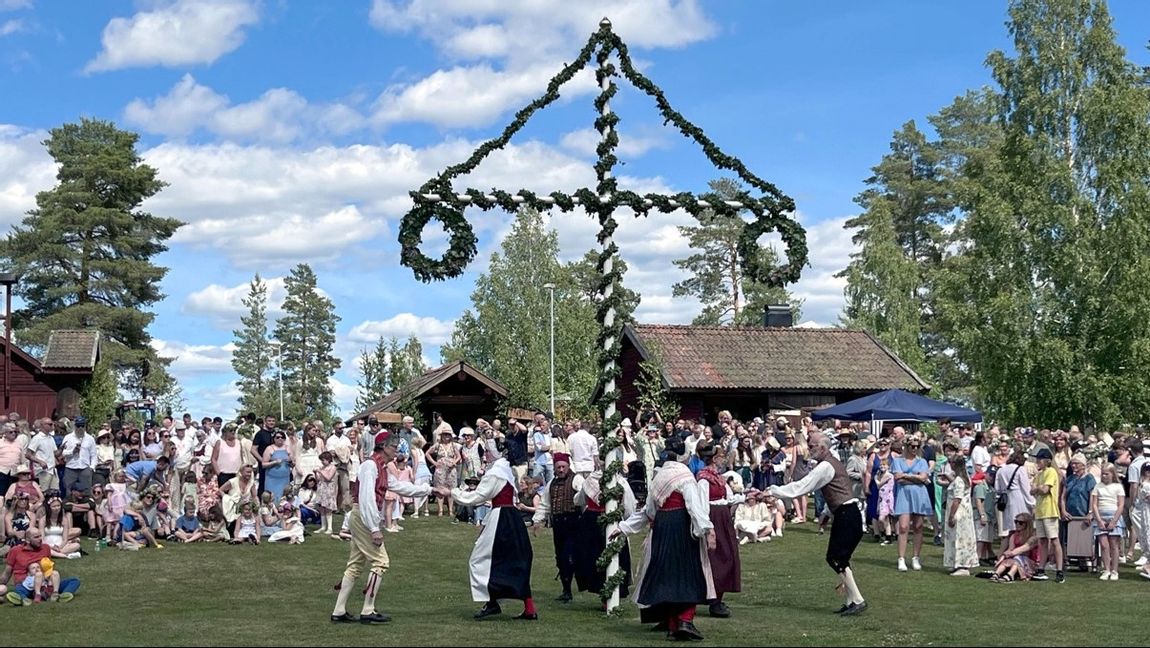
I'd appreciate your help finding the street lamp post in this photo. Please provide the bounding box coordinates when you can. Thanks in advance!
[0,273,17,411]
[268,340,284,421]
[543,283,556,415]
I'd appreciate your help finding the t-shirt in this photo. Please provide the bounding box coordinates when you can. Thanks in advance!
[1094,482,1124,512]
[124,460,158,481]
[1063,473,1096,517]
[176,514,200,533]
[1034,467,1060,520]
[505,429,529,466]
[5,543,51,585]
[1127,457,1147,488]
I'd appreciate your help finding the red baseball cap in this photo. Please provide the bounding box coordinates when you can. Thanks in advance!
[374,431,391,446]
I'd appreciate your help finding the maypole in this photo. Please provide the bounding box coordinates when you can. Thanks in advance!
[397,18,808,614]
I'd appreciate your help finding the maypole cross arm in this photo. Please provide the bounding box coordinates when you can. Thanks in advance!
[397,19,808,287]
[397,17,807,613]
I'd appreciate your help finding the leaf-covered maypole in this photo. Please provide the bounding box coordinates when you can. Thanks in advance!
[397,18,807,614]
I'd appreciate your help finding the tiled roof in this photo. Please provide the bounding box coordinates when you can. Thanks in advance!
[41,330,100,370]
[628,324,930,392]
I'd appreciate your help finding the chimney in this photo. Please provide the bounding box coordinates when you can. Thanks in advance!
[763,304,793,328]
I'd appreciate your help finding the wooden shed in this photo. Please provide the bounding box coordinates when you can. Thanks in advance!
[1,330,99,419]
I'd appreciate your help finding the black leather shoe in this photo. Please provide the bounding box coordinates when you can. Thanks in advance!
[474,603,502,620]
[675,621,705,641]
[708,601,731,618]
[359,612,391,624]
[651,621,669,632]
[555,592,572,603]
[840,601,868,616]
[834,604,850,614]
[330,613,357,623]
[513,611,539,620]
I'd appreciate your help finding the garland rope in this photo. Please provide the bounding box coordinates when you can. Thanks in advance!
[397,17,808,616]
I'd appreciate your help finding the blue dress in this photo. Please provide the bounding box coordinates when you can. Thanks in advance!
[264,448,292,500]
[892,456,933,516]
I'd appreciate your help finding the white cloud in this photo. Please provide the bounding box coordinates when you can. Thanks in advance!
[370,0,717,66]
[124,74,365,142]
[151,338,236,375]
[373,64,595,129]
[559,127,668,159]
[348,314,456,346]
[0,18,25,36]
[330,376,359,417]
[187,381,243,418]
[0,0,31,11]
[0,125,55,230]
[173,205,386,266]
[367,0,717,128]
[85,0,260,73]
[787,214,853,326]
[182,276,288,324]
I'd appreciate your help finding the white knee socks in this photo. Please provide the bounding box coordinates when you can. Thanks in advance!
[332,574,356,616]
[841,567,864,604]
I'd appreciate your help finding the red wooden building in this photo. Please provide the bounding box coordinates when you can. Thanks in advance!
[607,323,930,426]
[1,330,99,420]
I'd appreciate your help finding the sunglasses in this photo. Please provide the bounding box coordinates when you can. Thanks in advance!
[1015,519,1029,524]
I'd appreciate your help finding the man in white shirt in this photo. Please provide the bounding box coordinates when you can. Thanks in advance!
[326,422,353,511]
[531,413,553,485]
[684,424,705,461]
[60,416,98,496]
[567,423,599,476]
[331,431,429,625]
[25,418,59,492]
[1127,438,1148,566]
[172,421,196,488]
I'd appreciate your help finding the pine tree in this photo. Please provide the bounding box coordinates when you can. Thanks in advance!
[441,208,613,412]
[355,337,390,412]
[2,119,182,393]
[273,264,341,421]
[672,178,797,325]
[231,274,276,415]
[839,122,949,376]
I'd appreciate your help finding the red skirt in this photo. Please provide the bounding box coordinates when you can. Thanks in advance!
[707,503,742,595]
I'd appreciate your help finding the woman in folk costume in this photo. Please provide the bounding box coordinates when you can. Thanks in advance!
[438,457,538,621]
[614,460,716,642]
[695,441,743,618]
[573,462,636,603]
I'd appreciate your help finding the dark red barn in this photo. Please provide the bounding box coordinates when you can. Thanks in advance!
[0,330,98,420]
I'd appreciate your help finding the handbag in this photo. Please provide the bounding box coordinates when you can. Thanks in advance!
[996,465,1018,512]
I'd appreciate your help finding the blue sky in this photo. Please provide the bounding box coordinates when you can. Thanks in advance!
[1,1,1148,417]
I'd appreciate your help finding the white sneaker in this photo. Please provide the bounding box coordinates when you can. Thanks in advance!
[1119,555,1128,564]
[897,558,908,572]
[773,529,782,538]
[385,527,399,533]
[1100,571,1111,580]
[1139,571,1150,581]
[950,568,970,577]
[739,537,750,546]
[1136,556,1148,567]
[66,552,81,560]
[1109,572,1119,581]
[410,513,419,519]
[912,556,922,571]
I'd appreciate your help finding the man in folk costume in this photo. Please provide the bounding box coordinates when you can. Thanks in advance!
[770,430,868,615]
[695,441,742,618]
[614,460,716,642]
[437,457,538,620]
[331,431,431,624]
[532,452,580,602]
[573,462,636,606]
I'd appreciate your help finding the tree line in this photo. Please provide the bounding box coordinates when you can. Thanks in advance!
[839,0,1150,428]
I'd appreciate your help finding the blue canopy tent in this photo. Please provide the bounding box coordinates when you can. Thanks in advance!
[811,389,982,423]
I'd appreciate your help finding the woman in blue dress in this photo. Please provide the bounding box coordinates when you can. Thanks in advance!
[261,431,293,501]
[891,438,932,572]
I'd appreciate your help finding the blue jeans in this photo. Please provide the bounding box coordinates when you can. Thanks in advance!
[475,504,490,525]
[14,577,80,599]
[813,490,827,519]
[533,462,553,485]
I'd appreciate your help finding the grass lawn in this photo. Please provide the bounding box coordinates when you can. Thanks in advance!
[4,514,1148,646]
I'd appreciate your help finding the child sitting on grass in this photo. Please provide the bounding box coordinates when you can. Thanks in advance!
[201,505,231,543]
[120,501,161,550]
[231,502,261,545]
[20,558,71,604]
[173,499,203,543]
[268,502,304,544]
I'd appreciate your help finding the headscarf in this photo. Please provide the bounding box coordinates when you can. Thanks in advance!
[648,461,694,507]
